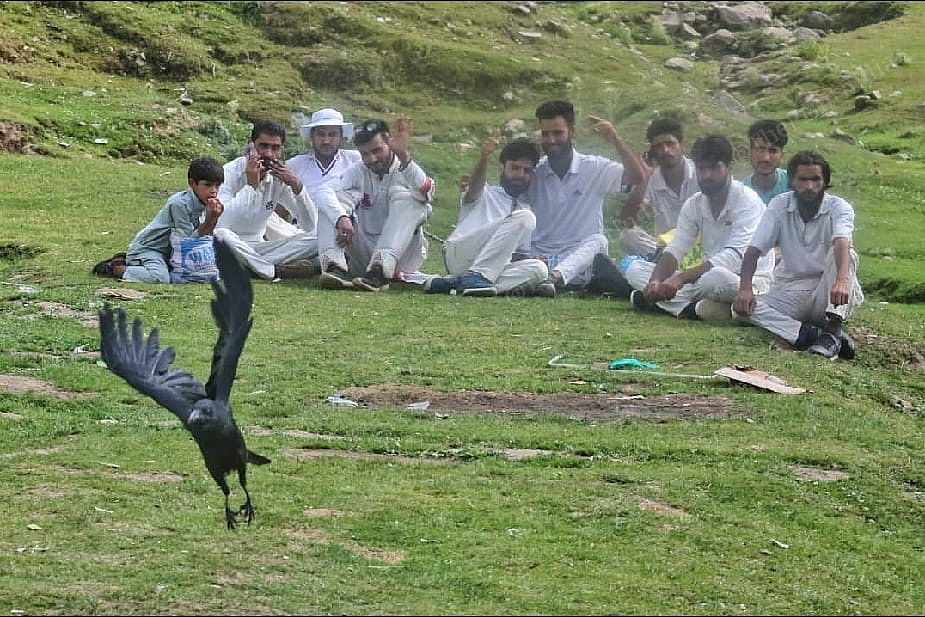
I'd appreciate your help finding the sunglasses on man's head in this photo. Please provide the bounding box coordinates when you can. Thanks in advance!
[357,120,388,137]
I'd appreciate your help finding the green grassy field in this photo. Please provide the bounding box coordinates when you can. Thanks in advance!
[1,2,924,614]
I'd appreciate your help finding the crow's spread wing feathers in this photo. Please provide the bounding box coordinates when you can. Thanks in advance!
[204,237,254,408]
[99,306,207,424]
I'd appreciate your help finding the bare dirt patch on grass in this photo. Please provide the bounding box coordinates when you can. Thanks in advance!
[637,497,691,519]
[284,448,454,465]
[0,374,91,400]
[792,465,850,482]
[248,426,349,441]
[851,324,925,371]
[339,385,741,422]
[16,301,98,327]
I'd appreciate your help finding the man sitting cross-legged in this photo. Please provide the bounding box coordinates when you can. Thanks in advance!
[214,121,319,280]
[733,150,864,359]
[312,117,436,292]
[425,131,548,297]
[624,135,775,320]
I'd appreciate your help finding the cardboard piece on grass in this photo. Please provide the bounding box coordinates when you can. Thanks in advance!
[97,287,147,301]
[714,365,806,395]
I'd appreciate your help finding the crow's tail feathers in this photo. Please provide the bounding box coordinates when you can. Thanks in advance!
[248,450,271,465]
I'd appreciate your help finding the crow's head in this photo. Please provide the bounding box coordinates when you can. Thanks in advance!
[187,399,217,427]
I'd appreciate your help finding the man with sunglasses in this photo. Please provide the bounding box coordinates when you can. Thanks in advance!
[313,117,436,291]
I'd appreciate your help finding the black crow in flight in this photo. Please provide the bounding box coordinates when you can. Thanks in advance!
[99,238,270,529]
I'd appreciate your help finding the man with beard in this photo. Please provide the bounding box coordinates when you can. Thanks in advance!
[214,121,320,280]
[624,135,775,320]
[424,132,548,297]
[265,108,363,241]
[743,120,790,205]
[733,151,863,359]
[312,117,436,292]
[525,100,645,295]
[618,117,699,260]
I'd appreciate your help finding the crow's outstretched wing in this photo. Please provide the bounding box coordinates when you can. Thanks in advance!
[99,306,208,424]
[205,237,254,408]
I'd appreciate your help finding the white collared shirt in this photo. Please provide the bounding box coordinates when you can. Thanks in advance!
[643,156,699,233]
[750,191,856,287]
[286,149,362,195]
[667,179,774,277]
[450,185,528,241]
[216,156,318,243]
[527,149,624,255]
[313,156,435,231]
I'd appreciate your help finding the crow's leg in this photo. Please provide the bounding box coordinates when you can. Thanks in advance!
[220,479,237,530]
[238,467,255,525]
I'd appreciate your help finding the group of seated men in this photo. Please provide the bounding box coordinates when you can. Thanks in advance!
[93,99,864,361]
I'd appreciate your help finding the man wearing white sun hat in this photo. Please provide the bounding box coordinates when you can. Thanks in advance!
[264,108,362,241]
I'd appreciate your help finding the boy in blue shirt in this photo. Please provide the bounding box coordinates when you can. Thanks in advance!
[742,120,789,205]
[93,157,224,282]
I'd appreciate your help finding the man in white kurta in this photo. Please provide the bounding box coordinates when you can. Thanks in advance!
[733,150,863,359]
[526,100,645,293]
[425,131,547,297]
[214,121,318,280]
[624,135,775,319]
[266,108,362,241]
[619,117,699,260]
[312,117,435,292]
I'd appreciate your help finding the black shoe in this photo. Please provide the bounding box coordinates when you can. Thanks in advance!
[679,302,700,320]
[458,270,497,297]
[424,275,460,294]
[838,330,856,360]
[824,313,856,360]
[630,290,657,312]
[808,331,841,359]
[319,264,354,289]
[92,252,127,277]
[353,264,389,292]
[586,253,633,298]
[793,322,821,350]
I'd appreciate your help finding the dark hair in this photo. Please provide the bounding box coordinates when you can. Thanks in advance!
[250,121,287,144]
[748,120,788,148]
[786,150,832,189]
[499,138,540,166]
[535,100,575,126]
[690,135,734,166]
[353,119,390,146]
[646,117,683,143]
[188,156,224,183]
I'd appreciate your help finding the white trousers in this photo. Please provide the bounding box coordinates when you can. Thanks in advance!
[625,259,771,317]
[213,228,318,280]
[541,233,608,287]
[443,209,548,293]
[619,227,659,258]
[264,212,302,241]
[319,185,430,278]
[736,248,864,344]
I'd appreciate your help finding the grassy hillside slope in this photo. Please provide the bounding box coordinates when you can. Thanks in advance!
[1,2,924,615]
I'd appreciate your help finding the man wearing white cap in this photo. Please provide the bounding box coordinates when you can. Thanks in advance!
[265,108,363,241]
